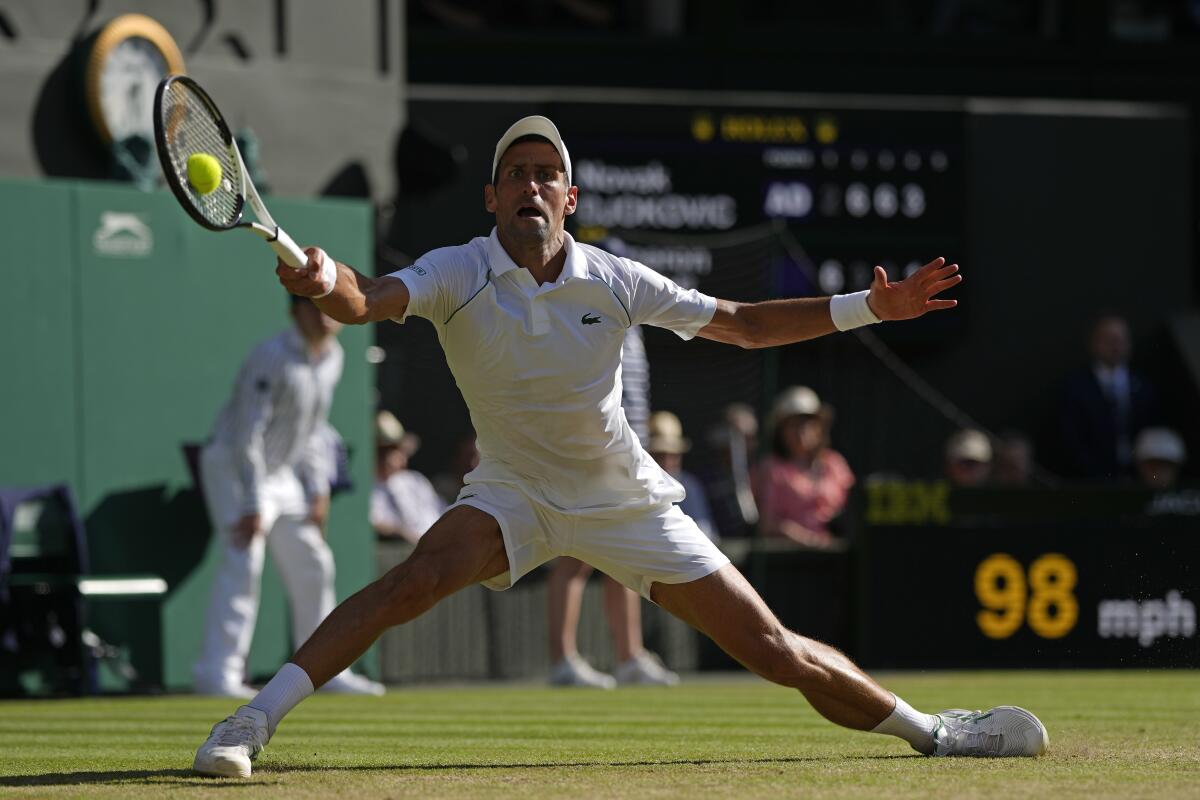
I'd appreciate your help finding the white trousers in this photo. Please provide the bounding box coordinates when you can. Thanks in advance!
[193,443,337,689]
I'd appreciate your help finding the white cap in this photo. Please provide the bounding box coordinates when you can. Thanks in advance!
[647,411,691,454]
[945,429,993,463]
[491,115,572,187]
[375,410,420,454]
[1135,427,1186,464]
[769,386,822,428]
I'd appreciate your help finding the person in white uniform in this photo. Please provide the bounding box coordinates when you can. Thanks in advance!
[193,294,383,698]
[371,410,445,542]
[194,116,1048,777]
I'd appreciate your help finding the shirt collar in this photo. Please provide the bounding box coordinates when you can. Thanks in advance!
[562,232,589,281]
[486,227,589,283]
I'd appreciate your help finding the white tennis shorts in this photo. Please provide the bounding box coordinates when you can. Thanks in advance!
[453,481,729,599]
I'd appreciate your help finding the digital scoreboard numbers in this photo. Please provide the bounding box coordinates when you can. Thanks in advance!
[857,506,1199,668]
[975,553,1080,640]
[554,102,966,338]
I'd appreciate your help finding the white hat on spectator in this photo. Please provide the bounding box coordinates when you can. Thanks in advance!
[769,386,822,429]
[647,411,691,454]
[375,410,420,455]
[1134,427,1186,464]
[946,429,992,463]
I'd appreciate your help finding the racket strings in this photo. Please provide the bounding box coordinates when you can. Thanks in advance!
[158,82,242,228]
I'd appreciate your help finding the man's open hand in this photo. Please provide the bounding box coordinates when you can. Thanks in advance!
[866,257,962,321]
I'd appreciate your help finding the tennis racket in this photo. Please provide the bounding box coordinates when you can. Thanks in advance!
[153,75,306,272]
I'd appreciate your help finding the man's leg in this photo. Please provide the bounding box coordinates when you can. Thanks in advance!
[290,504,508,687]
[651,565,917,736]
[193,524,267,696]
[605,576,680,686]
[194,505,509,777]
[651,564,1048,756]
[601,575,639,663]
[547,557,593,663]
[267,515,381,694]
[546,558,615,688]
[266,515,336,649]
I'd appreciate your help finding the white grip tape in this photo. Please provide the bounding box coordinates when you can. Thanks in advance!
[829,290,881,331]
[310,248,338,298]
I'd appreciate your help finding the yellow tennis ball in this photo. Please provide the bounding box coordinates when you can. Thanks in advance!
[187,152,223,195]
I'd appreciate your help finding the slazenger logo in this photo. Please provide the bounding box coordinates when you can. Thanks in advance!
[1097,590,1196,648]
[93,212,153,257]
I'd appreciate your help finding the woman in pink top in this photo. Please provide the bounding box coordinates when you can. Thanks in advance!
[754,386,855,548]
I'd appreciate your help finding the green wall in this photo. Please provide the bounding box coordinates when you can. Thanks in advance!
[0,178,376,690]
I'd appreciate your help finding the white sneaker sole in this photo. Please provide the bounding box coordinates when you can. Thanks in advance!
[995,705,1050,756]
[193,752,251,778]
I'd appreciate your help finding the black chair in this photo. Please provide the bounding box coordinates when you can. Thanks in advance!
[0,484,90,695]
[0,484,166,696]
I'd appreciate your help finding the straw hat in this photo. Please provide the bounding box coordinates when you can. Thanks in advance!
[375,410,420,455]
[646,411,691,454]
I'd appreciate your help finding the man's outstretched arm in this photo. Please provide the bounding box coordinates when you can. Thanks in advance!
[696,257,960,349]
[275,248,411,325]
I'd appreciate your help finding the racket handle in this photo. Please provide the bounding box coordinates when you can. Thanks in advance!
[269,226,308,272]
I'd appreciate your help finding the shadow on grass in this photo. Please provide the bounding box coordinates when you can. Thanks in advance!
[1,754,920,787]
[0,769,280,788]
[265,753,922,773]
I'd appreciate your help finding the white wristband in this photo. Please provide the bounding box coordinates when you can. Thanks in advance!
[310,248,338,298]
[829,290,881,331]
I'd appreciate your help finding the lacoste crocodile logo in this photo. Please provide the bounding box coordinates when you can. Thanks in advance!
[581,313,602,325]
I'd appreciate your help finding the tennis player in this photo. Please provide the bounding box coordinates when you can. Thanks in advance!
[194,116,1048,777]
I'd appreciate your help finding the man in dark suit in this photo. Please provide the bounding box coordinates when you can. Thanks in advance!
[1059,315,1159,480]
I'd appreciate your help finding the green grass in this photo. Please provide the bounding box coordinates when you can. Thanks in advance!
[2,671,1198,798]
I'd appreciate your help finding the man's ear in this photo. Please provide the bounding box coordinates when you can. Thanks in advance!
[563,185,578,216]
[483,184,497,213]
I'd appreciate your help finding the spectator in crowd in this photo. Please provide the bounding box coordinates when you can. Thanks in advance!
[754,386,854,548]
[703,403,761,538]
[646,411,717,541]
[990,431,1034,486]
[1059,314,1159,480]
[944,429,993,487]
[1134,427,1187,489]
[546,327,679,688]
[371,410,445,543]
[193,294,383,697]
[432,430,480,504]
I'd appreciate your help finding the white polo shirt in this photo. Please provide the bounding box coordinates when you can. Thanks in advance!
[390,229,716,515]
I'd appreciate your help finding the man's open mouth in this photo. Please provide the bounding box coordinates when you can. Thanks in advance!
[517,206,545,219]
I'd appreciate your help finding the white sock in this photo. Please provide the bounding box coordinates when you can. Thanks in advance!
[245,662,314,736]
[871,694,940,754]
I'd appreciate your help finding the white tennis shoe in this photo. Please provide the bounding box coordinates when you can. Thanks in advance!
[193,705,270,778]
[931,706,1049,757]
[614,651,680,686]
[549,655,616,688]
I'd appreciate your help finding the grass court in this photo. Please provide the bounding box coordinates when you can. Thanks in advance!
[3,670,1197,798]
